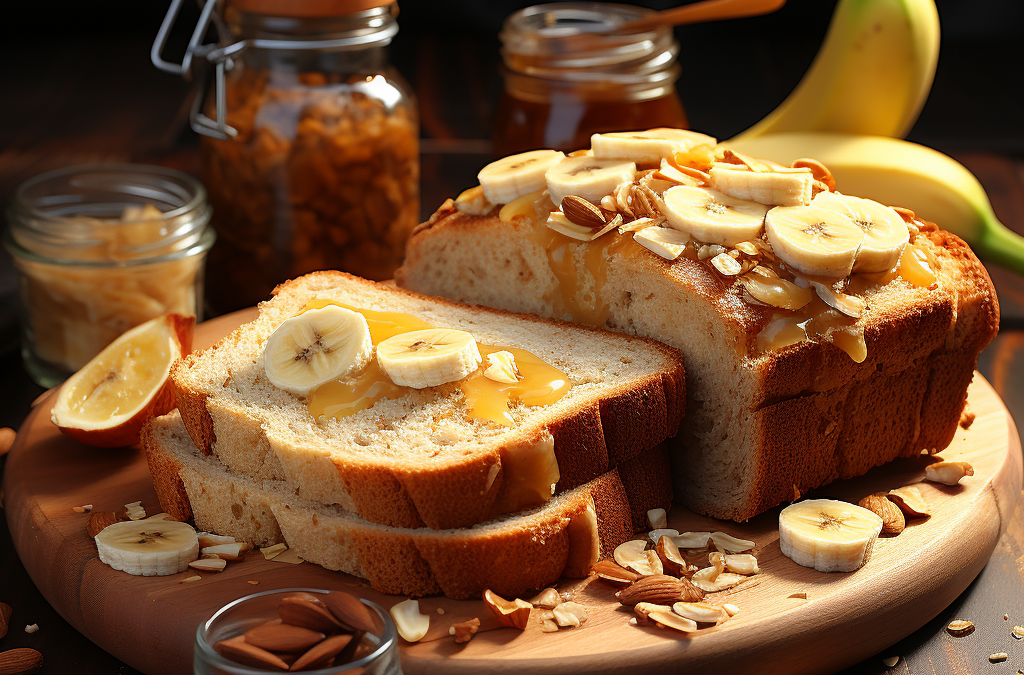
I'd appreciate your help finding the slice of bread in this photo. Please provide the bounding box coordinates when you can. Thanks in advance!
[172,271,684,531]
[396,203,999,521]
[145,411,669,599]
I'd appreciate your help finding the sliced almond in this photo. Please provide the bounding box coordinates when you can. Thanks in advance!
[197,532,237,548]
[391,599,429,643]
[691,568,748,592]
[722,603,740,616]
[634,226,690,261]
[724,554,760,575]
[672,532,714,550]
[858,493,905,534]
[647,610,697,633]
[180,575,202,583]
[925,460,974,485]
[633,602,673,626]
[709,532,756,553]
[711,252,743,276]
[202,542,247,561]
[647,508,668,530]
[546,211,596,241]
[483,589,531,630]
[261,543,288,560]
[887,486,930,518]
[708,552,725,581]
[614,540,655,576]
[810,281,865,319]
[618,215,663,235]
[188,558,227,572]
[672,601,729,624]
[656,535,687,577]
[591,559,640,585]
[124,501,146,521]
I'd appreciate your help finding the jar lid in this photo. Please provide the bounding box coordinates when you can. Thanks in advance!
[227,0,395,18]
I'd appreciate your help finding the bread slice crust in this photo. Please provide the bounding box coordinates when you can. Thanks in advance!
[172,271,684,530]
[144,412,666,598]
[397,205,1000,521]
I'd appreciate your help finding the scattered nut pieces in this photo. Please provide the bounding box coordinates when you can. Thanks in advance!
[989,653,1008,663]
[788,592,808,600]
[644,549,665,576]
[946,619,975,637]
[672,602,729,625]
[724,554,759,575]
[722,603,739,616]
[647,609,697,633]
[24,623,39,634]
[391,599,429,643]
[691,568,747,592]
[540,619,559,633]
[483,589,532,630]
[648,528,680,544]
[72,504,93,513]
[882,656,899,667]
[528,588,561,609]
[591,559,640,585]
[181,575,202,583]
[959,407,975,429]
[647,508,668,530]
[858,493,906,535]
[672,532,714,549]
[886,486,930,518]
[1012,625,1024,639]
[925,461,974,485]
[633,602,672,626]
[614,540,658,576]
[449,618,480,644]
[655,535,687,577]
[124,501,146,521]
[189,558,227,572]
[197,532,237,548]
[551,601,588,629]
[269,547,303,564]
[261,543,288,560]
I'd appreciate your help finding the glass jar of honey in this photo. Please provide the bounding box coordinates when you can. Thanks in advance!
[495,3,688,156]
[154,0,418,313]
[4,164,214,387]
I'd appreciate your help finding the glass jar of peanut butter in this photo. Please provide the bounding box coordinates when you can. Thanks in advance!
[495,3,688,156]
[154,0,419,313]
[4,164,214,387]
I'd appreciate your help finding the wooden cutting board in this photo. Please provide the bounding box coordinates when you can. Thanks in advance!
[3,310,1021,675]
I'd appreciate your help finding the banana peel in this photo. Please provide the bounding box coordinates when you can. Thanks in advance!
[722,132,1024,276]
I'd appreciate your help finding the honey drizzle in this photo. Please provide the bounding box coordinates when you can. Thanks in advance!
[304,300,571,426]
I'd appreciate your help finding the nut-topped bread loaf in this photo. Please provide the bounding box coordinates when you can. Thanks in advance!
[395,128,1000,521]
[145,411,671,598]
[171,271,684,530]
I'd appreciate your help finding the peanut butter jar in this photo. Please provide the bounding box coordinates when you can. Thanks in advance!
[154,0,418,312]
[4,164,215,387]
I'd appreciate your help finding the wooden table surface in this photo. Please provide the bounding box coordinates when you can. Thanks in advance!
[0,2,1022,672]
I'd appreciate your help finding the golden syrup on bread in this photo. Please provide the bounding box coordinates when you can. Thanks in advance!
[304,300,571,426]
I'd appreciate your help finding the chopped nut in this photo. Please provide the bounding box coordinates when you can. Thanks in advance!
[261,543,288,560]
[882,656,899,667]
[887,486,930,518]
[483,589,531,630]
[540,619,559,633]
[1012,625,1024,639]
[646,508,668,530]
[645,549,664,576]
[925,460,973,485]
[691,568,747,592]
[722,603,739,616]
[189,558,227,572]
[591,559,640,585]
[724,553,759,575]
[72,504,93,513]
[124,501,146,520]
[633,602,672,625]
[647,609,697,633]
[449,617,480,643]
[708,532,755,553]
[614,540,656,576]
[673,532,714,549]
[391,599,429,643]
[655,535,687,577]
[616,575,703,607]
[858,493,906,534]
[711,252,743,276]
[946,619,975,636]
[989,653,1008,663]
[672,602,729,624]
[708,552,725,581]
[24,624,39,633]
[788,592,808,600]
[552,602,587,628]
[528,588,561,609]
[181,575,202,583]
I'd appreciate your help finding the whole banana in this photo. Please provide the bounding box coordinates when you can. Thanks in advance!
[722,132,1024,275]
[733,0,940,141]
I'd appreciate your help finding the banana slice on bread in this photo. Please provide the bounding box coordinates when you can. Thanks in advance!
[263,305,373,396]
[812,192,910,272]
[478,150,565,204]
[591,128,716,164]
[545,156,636,205]
[765,205,864,278]
[376,328,482,389]
[710,164,815,207]
[661,186,769,246]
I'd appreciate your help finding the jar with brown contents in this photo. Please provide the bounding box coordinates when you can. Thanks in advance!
[495,3,688,156]
[165,1,418,312]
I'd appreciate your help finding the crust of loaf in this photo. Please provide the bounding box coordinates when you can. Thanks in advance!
[398,206,1000,521]
[172,271,685,530]
[144,412,660,598]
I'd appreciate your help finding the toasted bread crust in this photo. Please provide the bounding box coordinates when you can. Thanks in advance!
[172,271,685,530]
[398,207,999,521]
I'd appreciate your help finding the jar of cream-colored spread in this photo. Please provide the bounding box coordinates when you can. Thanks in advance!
[4,164,214,387]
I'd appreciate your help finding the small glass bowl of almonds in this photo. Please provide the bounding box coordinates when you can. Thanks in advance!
[193,588,399,674]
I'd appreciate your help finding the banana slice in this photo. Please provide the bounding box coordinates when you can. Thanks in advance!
[376,328,482,389]
[545,156,637,205]
[812,191,910,273]
[661,186,768,246]
[478,150,565,204]
[263,305,373,396]
[710,165,814,207]
[765,205,864,278]
[779,499,883,573]
[95,517,199,576]
[591,128,717,165]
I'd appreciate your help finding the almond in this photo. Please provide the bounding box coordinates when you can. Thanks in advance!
[655,535,687,577]
[277,597,343,634]
[633,602,672,625]
[449,618,481,644]
[483,589,531,630]
[214,636,289,671]
[322,592,377,634]
[86,511,121,538]
[289,634,353,671]
[615,574,703,607]
[590,559,640,585]
[925,460,974,485]
[858,493,905,534]
[0,603,11,640]
[560,195,606,230]
[0,648,42,675]
[244,620,324,653]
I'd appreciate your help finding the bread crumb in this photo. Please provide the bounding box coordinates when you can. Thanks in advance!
[25,624,39,633]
